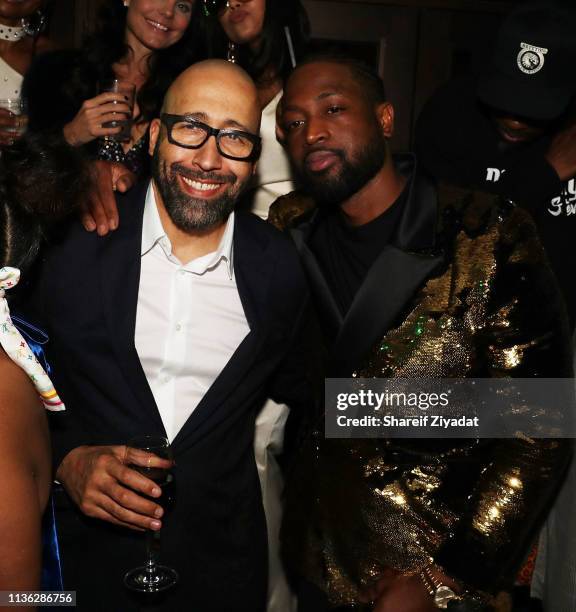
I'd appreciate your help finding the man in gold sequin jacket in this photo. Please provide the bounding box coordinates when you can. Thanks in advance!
[272,54,573,611]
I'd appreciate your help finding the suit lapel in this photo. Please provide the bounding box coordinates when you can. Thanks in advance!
[291,215,343,341]
[100,182,166,434]
[331,247,443,375]
[301,158,446,375]
[332,160,444,374]
[172,213,274,450]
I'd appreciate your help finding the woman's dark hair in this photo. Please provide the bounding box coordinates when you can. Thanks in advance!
[198,0,310,84]
[65,0,201,124]
[0,133,90,272]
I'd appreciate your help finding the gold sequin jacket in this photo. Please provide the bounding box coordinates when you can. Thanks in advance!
[276,158,573,606]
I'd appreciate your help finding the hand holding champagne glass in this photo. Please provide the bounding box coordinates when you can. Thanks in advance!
[99,79,135,143]
[0,99,27,147]
[123,435,178,593]
[62,82,134,147]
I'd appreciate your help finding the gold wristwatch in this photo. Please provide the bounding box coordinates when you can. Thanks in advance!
[420,566,462,609]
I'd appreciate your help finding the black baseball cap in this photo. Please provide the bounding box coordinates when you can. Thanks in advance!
[477,2,576,121]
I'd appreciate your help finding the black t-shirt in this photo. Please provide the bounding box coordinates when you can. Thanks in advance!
[310,187,408,316]
[415,75,575,329]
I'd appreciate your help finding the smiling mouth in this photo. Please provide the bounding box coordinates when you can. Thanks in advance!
[146,18,169,32]
[182,176,222,192]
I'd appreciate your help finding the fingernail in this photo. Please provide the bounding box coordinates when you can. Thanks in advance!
[97,224,107,235]
[85,220,96,231]
[152,487,161,497]
[109,218,118,230]
[151,520,162,530]
[154,507,163,518]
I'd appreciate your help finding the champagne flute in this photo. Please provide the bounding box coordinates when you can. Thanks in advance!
[123,435,178,593]
[0,98,28,141]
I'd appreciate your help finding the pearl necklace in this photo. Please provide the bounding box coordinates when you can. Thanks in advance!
[0,24,26,42]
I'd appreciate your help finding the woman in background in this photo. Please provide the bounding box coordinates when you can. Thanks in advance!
[24,0,198,177]
[0,0,51,147]
[201,0,309,218]
[0,134,88,601]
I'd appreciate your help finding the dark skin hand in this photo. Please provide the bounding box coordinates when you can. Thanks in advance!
[82,160,136,235]
[56,444,173,532]
[371,574,438,612]
[360,566,461,612]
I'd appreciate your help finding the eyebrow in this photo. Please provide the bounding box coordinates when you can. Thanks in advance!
[182,111,254,133]
[318,92,340,100]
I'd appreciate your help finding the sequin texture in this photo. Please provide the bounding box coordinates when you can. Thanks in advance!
[281,185,573,606]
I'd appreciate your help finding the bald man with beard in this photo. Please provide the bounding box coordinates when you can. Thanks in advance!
[27,60,313,611]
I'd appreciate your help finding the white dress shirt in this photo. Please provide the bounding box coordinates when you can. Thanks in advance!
[135,183,250,442]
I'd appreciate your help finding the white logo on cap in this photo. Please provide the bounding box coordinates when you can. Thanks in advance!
[517,42,548,74]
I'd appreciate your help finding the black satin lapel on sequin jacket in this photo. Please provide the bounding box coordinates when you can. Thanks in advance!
[291,156,445,376]
[278,159,574,607]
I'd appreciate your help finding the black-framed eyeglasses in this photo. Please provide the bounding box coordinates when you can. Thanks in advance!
[161,113,261,162]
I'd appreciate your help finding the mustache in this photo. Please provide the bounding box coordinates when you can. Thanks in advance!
[170,163,236,184]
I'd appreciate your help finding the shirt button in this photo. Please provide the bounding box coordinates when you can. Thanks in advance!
[175,324,182,332]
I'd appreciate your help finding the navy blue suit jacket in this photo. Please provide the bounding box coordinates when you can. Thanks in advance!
[29,182,313,611]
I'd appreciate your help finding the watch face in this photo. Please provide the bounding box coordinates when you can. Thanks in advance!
[434,585,460,609]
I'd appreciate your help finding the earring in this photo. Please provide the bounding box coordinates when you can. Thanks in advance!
[21,10,46,37]
[227,41,238,63]
[123,0,129,6]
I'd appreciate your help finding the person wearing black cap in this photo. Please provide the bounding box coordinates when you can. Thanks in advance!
[415,1,576,330]
[417,5,576,610]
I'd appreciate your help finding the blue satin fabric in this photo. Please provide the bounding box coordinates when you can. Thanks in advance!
[11,315,64,591]
[41,497,63,590]
[11,314,53,374]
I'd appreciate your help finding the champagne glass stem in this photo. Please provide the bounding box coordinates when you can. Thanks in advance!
[145,530,159,581]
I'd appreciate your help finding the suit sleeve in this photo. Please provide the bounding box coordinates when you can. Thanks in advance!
[434,205,574,593]
[17,251,93,475]
[267,296,322,408]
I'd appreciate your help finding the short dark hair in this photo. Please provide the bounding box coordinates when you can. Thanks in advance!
[0,133,90,272]
[294,51,387,106]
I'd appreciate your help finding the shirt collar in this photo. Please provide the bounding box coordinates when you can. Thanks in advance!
[141,181,235,279]
[141,182,166,257]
